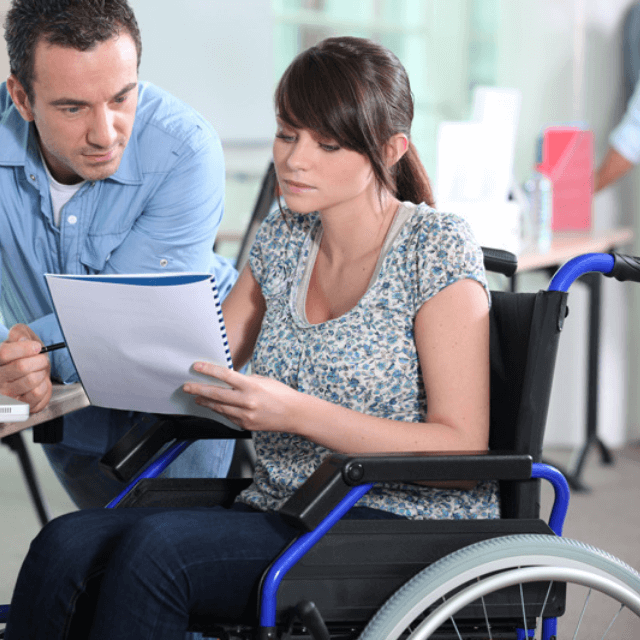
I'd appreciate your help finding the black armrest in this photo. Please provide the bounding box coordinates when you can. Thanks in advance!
[481,246,518,277]
[99,416,250,482]
[278,451,533,532]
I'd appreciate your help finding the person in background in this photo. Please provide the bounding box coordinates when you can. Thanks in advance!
[0,0,237,509]
[594,2,640,192]
[5,36,497,639]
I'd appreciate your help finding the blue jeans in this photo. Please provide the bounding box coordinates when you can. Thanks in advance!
[42,407,235,508]
[5,503,403,639]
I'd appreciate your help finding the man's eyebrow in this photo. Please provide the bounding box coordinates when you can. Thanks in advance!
[49,82,137,107]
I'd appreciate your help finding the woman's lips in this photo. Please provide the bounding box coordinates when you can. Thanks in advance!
[284,179,315,193]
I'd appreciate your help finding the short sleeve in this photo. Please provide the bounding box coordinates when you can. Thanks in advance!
[414,210,490,310]
[610,79,640,164]
[248,210,287,289]
[248,209,312,298]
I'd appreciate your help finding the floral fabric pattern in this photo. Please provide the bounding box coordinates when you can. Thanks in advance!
[237,202,500,520]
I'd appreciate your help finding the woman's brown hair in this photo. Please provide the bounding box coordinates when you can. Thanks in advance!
[274,36,435,207]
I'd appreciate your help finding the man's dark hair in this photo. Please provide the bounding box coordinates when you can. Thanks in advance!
[4,0,142,102]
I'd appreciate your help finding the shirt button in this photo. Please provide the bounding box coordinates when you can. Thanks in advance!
[160,258,168,267]
[67,215,78,225]
[30,174,36,181]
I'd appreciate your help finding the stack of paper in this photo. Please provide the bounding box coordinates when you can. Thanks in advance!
[436,87,523,255]
[45,272,240,429]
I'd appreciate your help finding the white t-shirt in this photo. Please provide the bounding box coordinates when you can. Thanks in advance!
[40,151,85,227]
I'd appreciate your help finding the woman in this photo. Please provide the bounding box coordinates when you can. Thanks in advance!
[5,36,498,639]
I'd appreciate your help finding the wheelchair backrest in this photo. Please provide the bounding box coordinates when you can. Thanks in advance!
[489,289,568,519]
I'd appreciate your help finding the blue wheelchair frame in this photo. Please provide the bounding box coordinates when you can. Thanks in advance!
[0,252,631,638]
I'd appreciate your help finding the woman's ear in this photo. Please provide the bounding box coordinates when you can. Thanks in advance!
[7,75,35,122]
[385,133,409,167]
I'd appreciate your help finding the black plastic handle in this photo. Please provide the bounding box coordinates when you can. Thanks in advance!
[606,253,640,283]
[99,416,250,482]
[481,246,518,277]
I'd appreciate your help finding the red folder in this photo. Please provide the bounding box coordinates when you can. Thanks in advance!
[537,126,594,231]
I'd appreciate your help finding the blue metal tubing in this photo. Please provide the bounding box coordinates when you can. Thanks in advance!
[259,465,571,631]
[105,439,193,509]
[259,483,374,628]
[531,463,570,536]
[530,462,570,640]
[548,252,614,292]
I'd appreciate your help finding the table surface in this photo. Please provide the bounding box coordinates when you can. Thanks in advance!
[516,227,634,272]
[0,383,89,438]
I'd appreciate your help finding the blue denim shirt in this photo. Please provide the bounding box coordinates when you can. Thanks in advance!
[0,81,238,454]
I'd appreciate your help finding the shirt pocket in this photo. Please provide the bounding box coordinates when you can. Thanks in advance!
[80,228,131,272]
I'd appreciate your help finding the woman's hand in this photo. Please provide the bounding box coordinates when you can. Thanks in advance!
[183,362,301,433]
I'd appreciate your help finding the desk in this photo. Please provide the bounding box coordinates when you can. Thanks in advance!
[0,383,89,438]
[513,228,634,491]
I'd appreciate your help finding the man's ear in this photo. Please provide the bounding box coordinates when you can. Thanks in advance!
[385,133,409,168]
[7,75,35,122]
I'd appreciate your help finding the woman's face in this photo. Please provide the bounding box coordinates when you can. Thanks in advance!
[273,118,377,216]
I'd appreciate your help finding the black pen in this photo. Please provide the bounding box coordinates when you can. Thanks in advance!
[39,342,67,354]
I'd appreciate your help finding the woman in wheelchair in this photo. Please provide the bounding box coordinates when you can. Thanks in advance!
[5,36,499,639]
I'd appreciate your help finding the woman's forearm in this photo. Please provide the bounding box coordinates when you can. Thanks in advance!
[286,390,489,455]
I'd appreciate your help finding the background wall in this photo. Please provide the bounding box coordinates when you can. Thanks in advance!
[0,0,7,79]
[0,0,639,450]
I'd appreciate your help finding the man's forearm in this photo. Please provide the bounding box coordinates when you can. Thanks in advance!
[594,147,635,192]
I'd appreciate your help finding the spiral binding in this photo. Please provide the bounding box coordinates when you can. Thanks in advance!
[210,275,233,369]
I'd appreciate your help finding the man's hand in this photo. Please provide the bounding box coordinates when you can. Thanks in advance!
[0,324,52,413]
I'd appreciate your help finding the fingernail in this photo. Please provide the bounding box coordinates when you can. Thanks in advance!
[193,362,204,371]
[183,384,192,393]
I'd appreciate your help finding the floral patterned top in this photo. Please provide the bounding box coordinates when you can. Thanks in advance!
[236,202,501,520]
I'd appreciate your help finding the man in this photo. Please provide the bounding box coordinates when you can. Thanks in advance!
[594,89,638,192]
[0,0,238,508]
[595,3,640,192]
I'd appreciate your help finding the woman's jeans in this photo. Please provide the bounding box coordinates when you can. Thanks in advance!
[5,503,403,639]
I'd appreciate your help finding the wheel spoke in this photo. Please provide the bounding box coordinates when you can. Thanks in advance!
[519,581,529,638]
[480,592,493,640]
[536,580,554,640]
[572,587,592,639]
[600,603,624,639]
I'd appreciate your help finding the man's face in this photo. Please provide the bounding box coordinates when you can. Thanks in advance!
[9,33,139,184]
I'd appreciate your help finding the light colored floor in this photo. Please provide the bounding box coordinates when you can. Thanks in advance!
[1,432,77,607]
[1,437,639,632]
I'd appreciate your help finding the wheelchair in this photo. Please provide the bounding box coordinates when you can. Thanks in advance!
[2,250,640,640]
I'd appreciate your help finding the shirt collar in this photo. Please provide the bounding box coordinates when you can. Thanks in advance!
[0,102,31,166]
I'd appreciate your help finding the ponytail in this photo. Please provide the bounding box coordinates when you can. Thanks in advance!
[394,141,435,207]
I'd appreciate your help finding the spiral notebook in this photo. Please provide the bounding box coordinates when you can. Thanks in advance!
[45,272,240,429]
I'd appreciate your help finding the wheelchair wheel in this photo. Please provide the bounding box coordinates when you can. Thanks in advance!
[359,534,640,640]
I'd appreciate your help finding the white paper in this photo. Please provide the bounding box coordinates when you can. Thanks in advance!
[471,86,521,203]
[45,273,240,429]
[436,122,494,203]
[435,86,523,255]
